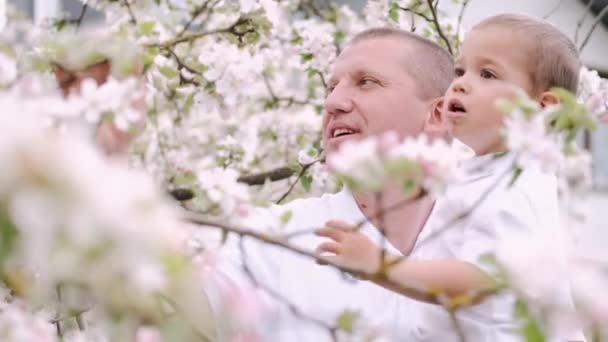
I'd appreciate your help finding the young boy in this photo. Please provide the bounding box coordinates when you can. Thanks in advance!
[316,14,585,341]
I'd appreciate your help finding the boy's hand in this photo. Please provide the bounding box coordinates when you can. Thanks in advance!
[315,220,384,274]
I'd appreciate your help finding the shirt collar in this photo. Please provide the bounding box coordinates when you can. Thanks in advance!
[458,152,515,184]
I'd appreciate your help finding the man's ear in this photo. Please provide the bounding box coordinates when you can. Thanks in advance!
[538,91,560,108]
[423,97,449,139]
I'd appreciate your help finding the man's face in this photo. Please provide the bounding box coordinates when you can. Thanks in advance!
[322,37,431,155]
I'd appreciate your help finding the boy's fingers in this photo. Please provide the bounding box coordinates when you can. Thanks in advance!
[315,226,344,241]
[315,254,336,266]
[325,220,356,231]
[316,242,341,255]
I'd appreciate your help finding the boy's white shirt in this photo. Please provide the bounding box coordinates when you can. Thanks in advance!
[204,152,584,341]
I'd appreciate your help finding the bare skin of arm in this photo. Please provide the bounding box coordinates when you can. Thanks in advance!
[315,220,496,305]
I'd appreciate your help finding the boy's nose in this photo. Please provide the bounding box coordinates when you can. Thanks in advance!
[452,80,470,94]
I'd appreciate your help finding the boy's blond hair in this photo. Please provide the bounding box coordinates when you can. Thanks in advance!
[473,14,581,94]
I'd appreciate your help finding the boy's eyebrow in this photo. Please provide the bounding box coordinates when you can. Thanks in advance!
[474,56,499,67]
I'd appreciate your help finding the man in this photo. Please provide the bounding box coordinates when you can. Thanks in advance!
[204,27,455,341]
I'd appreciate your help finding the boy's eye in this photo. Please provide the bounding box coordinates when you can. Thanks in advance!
[454,67,465,77]
[480,69,497,79]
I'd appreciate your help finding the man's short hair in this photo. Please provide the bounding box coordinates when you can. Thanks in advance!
[349,27,454,100]
[473,14,581,93]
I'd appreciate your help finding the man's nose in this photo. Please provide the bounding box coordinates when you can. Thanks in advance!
[324,83,354,116]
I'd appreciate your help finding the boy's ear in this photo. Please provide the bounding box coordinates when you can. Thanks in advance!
[423,98,449,139]
[538,91,560,108]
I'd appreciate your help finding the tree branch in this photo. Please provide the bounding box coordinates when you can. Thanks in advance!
[275,160,319,204]
[455,0,470,49]
[575,0,596,45]
[152,16,251,49]
[75,4,88,29]
[237,166,294,185]
[426,0,454,56]
[122,0,138,24]
[183,211,497,307]
[399,6,433,23]
[238,239,339,340]
[579,3,608,52]
[543,0,564,19]
[178,1,213,37]
[167,48,201,86]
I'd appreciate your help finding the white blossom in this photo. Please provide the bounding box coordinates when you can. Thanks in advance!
[503,108,564,173]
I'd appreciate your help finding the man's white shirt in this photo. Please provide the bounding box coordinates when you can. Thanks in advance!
[204,152,582,341]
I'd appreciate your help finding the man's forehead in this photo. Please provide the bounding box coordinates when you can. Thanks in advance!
[330,37,411,79]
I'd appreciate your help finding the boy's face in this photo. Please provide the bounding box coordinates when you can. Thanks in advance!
[442,25,535,155]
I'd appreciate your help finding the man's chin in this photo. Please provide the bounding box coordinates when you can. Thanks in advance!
[324,134,361,153]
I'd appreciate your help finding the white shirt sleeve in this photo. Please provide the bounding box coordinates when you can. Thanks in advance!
[202,206,285,340]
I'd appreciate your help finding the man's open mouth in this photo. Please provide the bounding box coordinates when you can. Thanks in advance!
[331,127,358,138]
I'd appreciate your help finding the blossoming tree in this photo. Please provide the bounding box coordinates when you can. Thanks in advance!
[0,0,607,341]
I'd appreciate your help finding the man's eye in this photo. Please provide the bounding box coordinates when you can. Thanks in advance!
[454,67,465,77]
[359,78,376,87]
[480,69,497,79]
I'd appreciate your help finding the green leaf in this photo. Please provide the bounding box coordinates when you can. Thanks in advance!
[182,93,194,113]
[159,66,179,79]
[307,68,318,78]
[54,18,67,31]
[301,175,313,192]
[0,214,18,272]
[508,167,523,187]
[336,310,360,333]
[334,31,346,44]
[301,53,313,63]
[389,2,400,23]
[139,21,156,35]
[288,161,303,174]
[514,300,545,342]
[280,211,293,225]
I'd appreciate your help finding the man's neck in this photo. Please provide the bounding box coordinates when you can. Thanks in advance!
[353,184,434,255]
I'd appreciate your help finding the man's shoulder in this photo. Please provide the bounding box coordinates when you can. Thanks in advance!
[271,190,344,214]
[246,189,351,233]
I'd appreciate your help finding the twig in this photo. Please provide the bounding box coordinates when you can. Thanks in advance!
[575,0,596,45]
[282,193,424,240]
[275,160,320,204]
[317,71,328,94]
[237,166,294,185]
[263,75,310,107]
[167,48,201,86]
[426,0,454,55]
[75,4,88,29]
[455,0,470,49]
[75,312,85,331]
[178,1,212,37]
[448,310,467,342]
[184,211,496,306]
[412,156,515,252]
[122,0,138,24]
[152,16,250,49]
[399,6,433,22]
[155,293,212,341]
[543,0,563,19]
[238,239,339,340]
[579,4,608,52]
